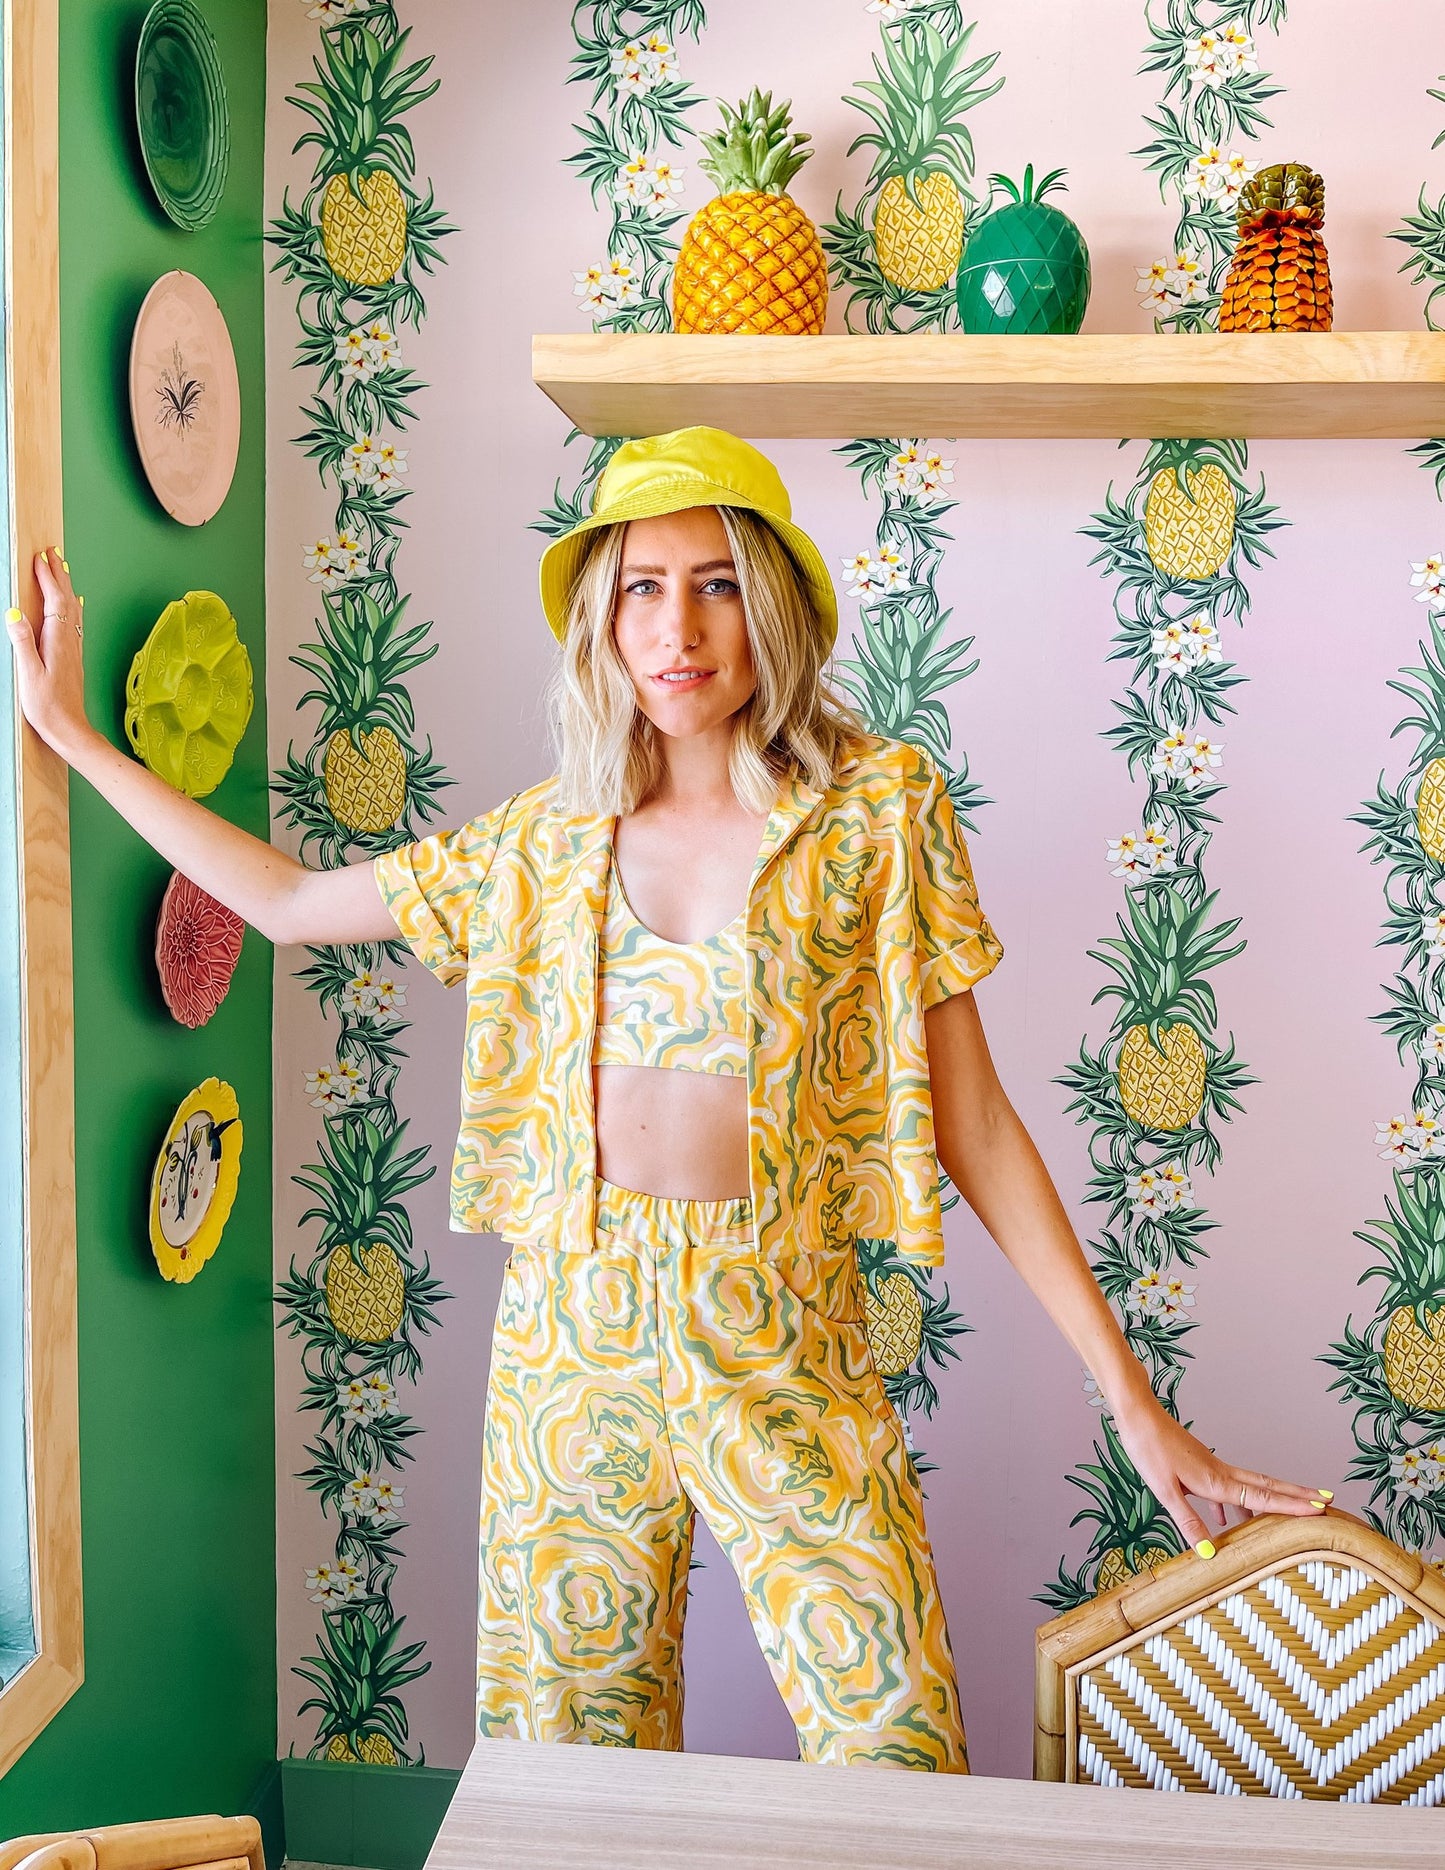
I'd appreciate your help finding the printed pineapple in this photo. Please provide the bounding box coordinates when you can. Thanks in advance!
[856,1237,927,1375]
[1360,1171,1445,1413]
[1138,439,1243,582]
[1095,887,1244,1133]
[290,22,439,287]
[294,1111,434,1342]
[296,1605,428,1767]
[672,89,828,334]
[1219,162,1333,333]
[843,19,1002,293]
[294,589,435,835]
[1390,616,1445,863]
[1069,1417,1181,1599]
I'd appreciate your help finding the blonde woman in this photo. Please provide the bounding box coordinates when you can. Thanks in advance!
[8,425,1329,1772]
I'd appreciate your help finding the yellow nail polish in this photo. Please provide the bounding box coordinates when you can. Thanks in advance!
[78,594,84,606]
[5,608,20,623]
[60,559,69,573]
[1311,1498,1328,1511]
[1317,1488,1334,1500]
[1195,1539,1216,1560]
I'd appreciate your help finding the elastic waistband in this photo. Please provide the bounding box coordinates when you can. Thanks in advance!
[594,1177,753,1247]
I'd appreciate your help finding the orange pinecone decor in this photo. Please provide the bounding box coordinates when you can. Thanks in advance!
[672,89,828,334]
[1218,162,1332,331]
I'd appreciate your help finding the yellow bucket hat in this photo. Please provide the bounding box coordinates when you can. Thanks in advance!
[537,425,838,647]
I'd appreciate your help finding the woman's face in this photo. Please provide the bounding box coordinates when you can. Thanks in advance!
[611,507,757,742]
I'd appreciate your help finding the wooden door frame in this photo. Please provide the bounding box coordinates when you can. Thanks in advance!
[0,0,83,1781]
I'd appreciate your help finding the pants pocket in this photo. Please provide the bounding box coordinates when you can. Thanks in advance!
[765,1238,866,1326]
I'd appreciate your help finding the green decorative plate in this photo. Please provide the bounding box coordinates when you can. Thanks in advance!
[135,0,229,232]
[125,590,253,798]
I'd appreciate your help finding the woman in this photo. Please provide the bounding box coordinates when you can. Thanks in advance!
[7,424,1329,1772]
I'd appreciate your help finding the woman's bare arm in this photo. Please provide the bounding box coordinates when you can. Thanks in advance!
[925,987,1331,1551]
[6,546,397,947]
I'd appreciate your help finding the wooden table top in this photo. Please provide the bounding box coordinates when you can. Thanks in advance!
[426,1738,1444,1870]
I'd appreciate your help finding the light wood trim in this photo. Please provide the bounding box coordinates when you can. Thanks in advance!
[427,1733,1445,1868]
[532,329,1445,439]
[5,1843,94,1870]
[1033,1510,1445,1783]
[0,0,81,1781]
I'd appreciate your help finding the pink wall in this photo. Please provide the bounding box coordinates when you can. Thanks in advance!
[268,0,1445,1778]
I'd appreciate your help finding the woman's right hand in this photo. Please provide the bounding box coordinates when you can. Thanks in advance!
[5,545,92,759]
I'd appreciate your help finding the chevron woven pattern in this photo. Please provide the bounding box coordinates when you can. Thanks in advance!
[1075,1561,1445,1802]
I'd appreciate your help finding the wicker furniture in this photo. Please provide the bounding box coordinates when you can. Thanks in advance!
[1036,1509,1445,1802]
[0,1816,262,1870]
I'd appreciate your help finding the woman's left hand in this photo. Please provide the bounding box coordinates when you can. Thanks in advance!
[1111,1390,1332,1555]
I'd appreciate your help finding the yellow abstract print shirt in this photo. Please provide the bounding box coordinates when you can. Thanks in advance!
[374,736,1004,1269]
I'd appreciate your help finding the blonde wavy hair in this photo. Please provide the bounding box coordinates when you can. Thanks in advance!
[547,505,864,815]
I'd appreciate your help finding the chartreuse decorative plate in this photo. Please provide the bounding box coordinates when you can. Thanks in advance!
[135,0,230,231]
[149,1077,242,1284]
[124,589,253,797]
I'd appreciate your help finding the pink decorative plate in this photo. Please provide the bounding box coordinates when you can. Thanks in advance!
[129,269,241,525]
[155,869,244,1027]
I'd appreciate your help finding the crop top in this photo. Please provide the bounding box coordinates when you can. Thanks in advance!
[592,862,747,1076]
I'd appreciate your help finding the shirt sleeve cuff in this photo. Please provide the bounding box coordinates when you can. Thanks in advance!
[920,924,1004,1008]
[372,846,467,988]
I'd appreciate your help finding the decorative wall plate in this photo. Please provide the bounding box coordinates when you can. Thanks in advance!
[149,1077,242,1284]
[155,869,245,1027]
[129,270,241,525]
[135,0,230,231]
[124,588,253,798]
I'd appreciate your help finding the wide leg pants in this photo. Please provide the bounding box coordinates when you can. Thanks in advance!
[476,1180,969,1771]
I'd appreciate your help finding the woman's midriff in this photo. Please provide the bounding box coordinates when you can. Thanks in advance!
[593,1062,751,1199]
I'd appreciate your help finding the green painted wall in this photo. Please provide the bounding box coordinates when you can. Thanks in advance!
[0,0,274,1833]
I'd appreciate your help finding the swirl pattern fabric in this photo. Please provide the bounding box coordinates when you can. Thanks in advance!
[593,866,747,1075]
[373,736,1004,1269]
[476,1180,969,1770]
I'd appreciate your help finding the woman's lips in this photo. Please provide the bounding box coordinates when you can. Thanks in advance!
[652,668,714,687]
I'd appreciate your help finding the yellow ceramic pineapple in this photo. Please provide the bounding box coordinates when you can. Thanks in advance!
[291,23,439,286]
[672,89,828,334]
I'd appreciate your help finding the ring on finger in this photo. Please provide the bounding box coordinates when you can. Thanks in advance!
[1238,1481,1248,1507]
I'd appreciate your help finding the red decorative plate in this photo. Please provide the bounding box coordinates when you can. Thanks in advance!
[155,869,244,1027]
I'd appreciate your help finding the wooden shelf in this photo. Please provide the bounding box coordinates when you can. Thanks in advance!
[532,330,1445,440]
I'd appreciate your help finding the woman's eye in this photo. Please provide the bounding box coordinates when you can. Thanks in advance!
[702,578,739,595]
[624,579,658,596]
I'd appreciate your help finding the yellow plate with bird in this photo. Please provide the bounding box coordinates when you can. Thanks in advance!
[149,1076,243,1284]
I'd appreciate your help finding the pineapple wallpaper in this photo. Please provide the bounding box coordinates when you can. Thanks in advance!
[266,0,1445,1778]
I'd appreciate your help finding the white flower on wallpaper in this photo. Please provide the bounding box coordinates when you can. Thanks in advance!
[339,434,409,490]
[884,443,955,504]
[1151,614,1222,677]
[303,0,379,21]
[573,259,641,314]
[1082,1370,1109,1410]
[1136,248,1208,315]
[1390,1444,1445,1498]
[302,532,370,589]
[841,548,908,597]
[1376,1111,1445,1162]
[1125,1269,1198,1322]
[305,1560,366,1607]
[341,1471,406,1523]
[1411,553,1445,608]
[1149,728,1224,787]
[608,35,678,96]
[1424,909,1445,957]
[341,970,408,1020]
[1107,826,1177,882]
[1184,27,1258,89]
[1183,146,1259,203]
[337,1374,399,1424]
[334,323,403,384]
[1127,1164,1193,1215]
[1421,1022,1445,1069]
[304,1061,364,1111]
[865,0,923,21]
[612,150,686,214]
